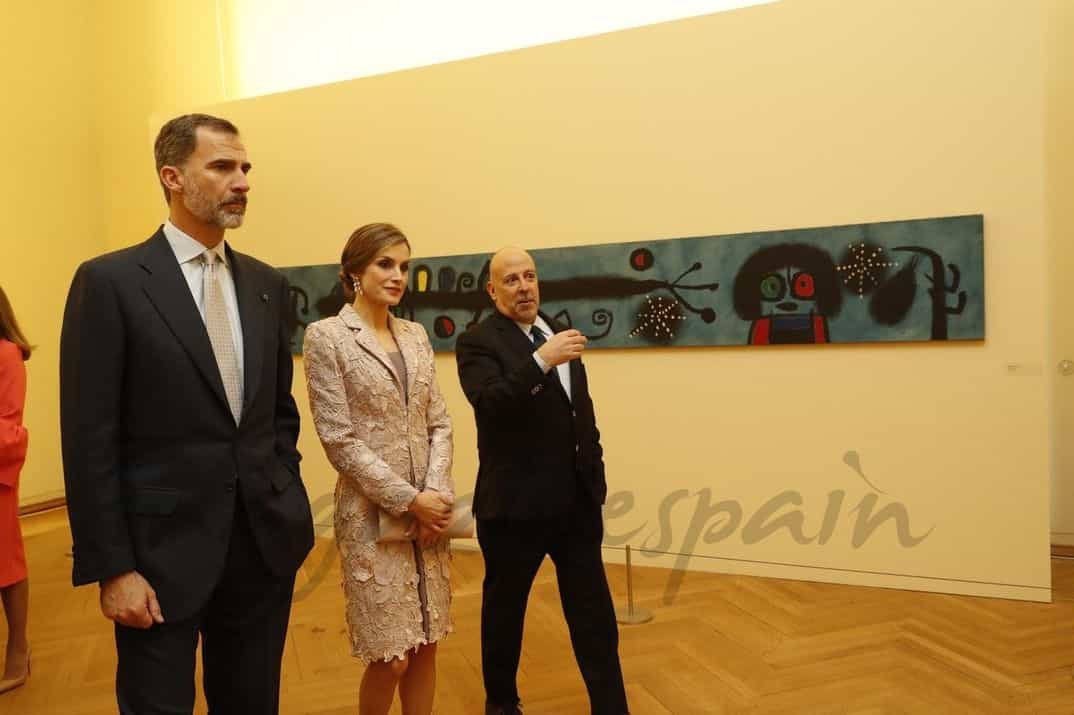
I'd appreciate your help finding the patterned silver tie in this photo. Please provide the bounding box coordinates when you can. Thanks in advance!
[202,251,243,424]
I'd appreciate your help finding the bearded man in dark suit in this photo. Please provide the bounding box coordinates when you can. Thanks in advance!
[60,114,314,714]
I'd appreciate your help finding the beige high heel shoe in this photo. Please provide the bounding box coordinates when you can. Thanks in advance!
[0,649,30,694]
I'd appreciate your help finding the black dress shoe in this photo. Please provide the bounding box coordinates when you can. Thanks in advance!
[484,702,523,715]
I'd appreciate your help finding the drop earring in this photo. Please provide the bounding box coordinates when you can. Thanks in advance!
[353,277,363,297]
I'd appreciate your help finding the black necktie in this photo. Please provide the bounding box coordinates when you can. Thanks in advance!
[531,326,562,388]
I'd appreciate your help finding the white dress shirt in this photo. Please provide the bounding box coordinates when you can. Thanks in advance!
[163,221,245,389]
[518,315,571,402]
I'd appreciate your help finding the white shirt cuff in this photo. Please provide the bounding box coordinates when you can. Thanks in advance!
[532,352,551,373]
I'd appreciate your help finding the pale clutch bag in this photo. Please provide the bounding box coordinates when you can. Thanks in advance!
[377,502,476,543]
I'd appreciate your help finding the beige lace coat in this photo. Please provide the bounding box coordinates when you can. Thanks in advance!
[303,305,454,662]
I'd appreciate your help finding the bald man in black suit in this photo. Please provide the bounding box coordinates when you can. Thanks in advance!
[455,247,628,715]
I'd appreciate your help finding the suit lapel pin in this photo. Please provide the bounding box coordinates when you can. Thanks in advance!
[260,293,269,303]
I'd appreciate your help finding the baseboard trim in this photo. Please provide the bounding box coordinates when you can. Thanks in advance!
[18,495,66,516]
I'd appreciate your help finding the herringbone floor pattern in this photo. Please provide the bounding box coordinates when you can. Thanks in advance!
[1,510,1072,713]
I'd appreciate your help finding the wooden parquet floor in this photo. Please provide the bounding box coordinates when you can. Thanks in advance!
[1,509,1073,714]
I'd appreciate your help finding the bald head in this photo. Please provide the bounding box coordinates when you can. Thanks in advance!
[489,246,532,279]
[487,246,540,323]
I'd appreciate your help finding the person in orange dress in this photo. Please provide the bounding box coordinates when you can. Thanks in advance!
[0,284,31,695]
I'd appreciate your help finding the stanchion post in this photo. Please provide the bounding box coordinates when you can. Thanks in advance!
[615,544,653,625]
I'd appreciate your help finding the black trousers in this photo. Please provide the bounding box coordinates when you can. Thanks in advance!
[114,497,296,715]
[477,494,628,715]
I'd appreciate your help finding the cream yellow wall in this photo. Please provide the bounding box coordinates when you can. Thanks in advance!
[9,0,1058,602]
[1047,0,1074,546]
[2,0,231,504]
[203,0,1053,601]
[0,2,102,504]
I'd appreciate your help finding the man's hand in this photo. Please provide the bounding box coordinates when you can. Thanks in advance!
[537,329,587,367]
[408,490,453,532]
[100,571,164,629]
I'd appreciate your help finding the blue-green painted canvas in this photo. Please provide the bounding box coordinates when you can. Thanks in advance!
[281,214,984,354]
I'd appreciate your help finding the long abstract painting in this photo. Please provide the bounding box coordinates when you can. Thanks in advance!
[281,214,984,353]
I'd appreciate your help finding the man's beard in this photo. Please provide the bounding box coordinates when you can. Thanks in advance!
[182,177,246,229]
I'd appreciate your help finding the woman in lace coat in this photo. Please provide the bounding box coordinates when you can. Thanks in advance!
[303,223,455,715]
